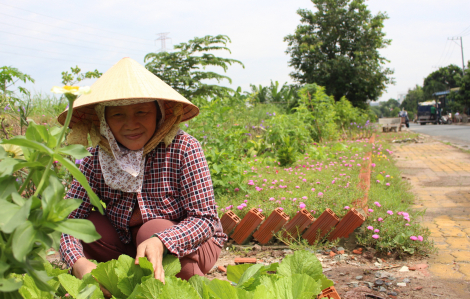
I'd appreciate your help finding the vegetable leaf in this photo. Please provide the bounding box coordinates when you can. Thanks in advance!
[91,260,125,298]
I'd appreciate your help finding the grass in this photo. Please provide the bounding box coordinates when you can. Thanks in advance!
[355,132,435,256]
[215,140,371,220]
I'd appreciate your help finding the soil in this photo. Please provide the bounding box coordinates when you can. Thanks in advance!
[202,133,470,299]
[44,132,470,298]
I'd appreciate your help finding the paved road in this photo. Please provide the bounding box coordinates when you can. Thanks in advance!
[408,123,470,148]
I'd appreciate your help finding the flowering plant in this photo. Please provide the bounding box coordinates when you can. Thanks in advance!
[0,86,103,296]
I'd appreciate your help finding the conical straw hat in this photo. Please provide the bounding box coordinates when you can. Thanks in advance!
[57,57,199,128]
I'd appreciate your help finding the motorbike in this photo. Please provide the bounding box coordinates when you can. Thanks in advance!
[440,115,452,124]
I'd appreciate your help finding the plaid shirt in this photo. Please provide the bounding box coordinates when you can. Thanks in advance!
[59,130,226,268]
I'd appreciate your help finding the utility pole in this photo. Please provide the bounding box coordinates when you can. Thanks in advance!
[448,36,468,115]
[155,32,171,52]
[448,36,465,74]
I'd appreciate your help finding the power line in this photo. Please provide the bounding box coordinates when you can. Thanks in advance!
[0,42,116,63]
[436,40,449,66]
[0,2,153,42]
[460,25,470,36]
[0,50,111,66]
[0,30,144,55]
[0,21,149,55]
[0,13,153,47]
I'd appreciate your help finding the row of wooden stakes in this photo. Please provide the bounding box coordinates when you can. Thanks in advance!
[221,207,366,245]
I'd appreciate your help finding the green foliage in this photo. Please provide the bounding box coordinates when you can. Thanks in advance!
[284,0,394,108]
[423,64,462,100]
[248,81,299,111]
[61,66,102,86]
[144,35,244,100]
[12,251,330,299]
[0,91,103,297]
[297,84,338,141]
[399,85,424,117]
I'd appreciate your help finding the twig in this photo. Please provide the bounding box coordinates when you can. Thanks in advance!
[1,118,9,139]
[371,264,401,271]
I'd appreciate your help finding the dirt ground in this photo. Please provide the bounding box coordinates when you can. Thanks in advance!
[203,133,470,299]
[44,132,470,298]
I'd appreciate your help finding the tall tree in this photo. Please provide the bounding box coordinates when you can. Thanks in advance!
[400,85,424,114]
[144,35,244,100]
[423,64,462,100]
[284,0,394,108]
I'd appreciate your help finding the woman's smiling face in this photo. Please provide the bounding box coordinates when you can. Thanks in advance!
[105,102,158,150]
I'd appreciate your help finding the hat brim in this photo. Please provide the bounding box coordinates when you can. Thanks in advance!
[57,57,199,128]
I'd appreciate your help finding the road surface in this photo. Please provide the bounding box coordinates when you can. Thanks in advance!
[408,123,470,148]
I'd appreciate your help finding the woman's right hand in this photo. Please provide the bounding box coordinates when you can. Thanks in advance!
[72,257,112,298]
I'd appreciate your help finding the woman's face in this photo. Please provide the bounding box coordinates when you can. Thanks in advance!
[105,102,158,150]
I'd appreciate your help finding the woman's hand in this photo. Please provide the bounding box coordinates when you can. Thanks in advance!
[72,257,112,298]
[135,236,166,283]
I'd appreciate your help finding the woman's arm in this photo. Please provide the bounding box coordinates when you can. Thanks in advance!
[153,135,221,257]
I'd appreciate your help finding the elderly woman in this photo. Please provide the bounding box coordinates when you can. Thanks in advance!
[58,58,226,287]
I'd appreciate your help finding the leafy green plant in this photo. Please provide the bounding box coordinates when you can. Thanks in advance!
[15,250,332,299]
[0,87,103,297]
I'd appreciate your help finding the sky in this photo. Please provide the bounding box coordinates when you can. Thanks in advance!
[1,0,470,103]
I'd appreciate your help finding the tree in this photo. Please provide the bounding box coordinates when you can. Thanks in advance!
[61,66,102,86]
[423,64,462,100]
[456,61,470,114]
[400,85,424,117]
[144,35,244,100]
[284,0,394,108]
[0,66,34,98]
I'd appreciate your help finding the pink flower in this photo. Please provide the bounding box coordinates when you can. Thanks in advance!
[367,226,374,230]
[387,210,393,215]
[357,164,361,166]
[374,229,380,233]
[234,188,239,192]
[259,208,263,212]
[244,200,248,203]
[278,207,284,211]
[405,223,410,226]
[372,234,379,239]
[245,195,249,198]
[410,236,418,241]
[318,192,323,197]
[376,180,380,183]
[332,180,335,184]
[418,235,423,241]
[368,209,374,213]
[237,205,243,210]
[248,181,254,186]
[371,163,376,167]
[378,217,383,222]
[302,179,307,182]
[385,175,390,178]
[311,188,315,192]
[316,182,320,184]
[374,202,381,207]
[344,206,350,210]
[299,203,306,209]
[295,186,300,189]
[269,197,275,201]
[386,183,390,186]
[302,196,308,200]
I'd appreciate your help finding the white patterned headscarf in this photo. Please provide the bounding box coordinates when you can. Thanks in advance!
[95,99,165,193]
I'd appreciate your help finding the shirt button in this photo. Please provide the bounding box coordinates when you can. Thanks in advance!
[129,207,132,211]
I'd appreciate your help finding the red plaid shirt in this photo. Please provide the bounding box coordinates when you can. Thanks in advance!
[59,131,226,268]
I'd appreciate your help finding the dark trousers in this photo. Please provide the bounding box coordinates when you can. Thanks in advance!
[82,211,221,280]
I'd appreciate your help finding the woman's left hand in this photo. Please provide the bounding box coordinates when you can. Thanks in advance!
[135,237,166,283]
